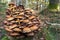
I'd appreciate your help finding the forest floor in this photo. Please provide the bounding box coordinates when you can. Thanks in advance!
[0,8,60,40]
[39,8,60,40]
[0,12,6,39]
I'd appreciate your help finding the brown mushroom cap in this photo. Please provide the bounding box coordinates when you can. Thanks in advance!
[19,12,24,15]
[12,6,16,11]
[4,20,8,24]
[7,17,14,21]
[8,2,15,6]
[5,27,13,32]
[7,8,12,11]
[9,24,17,29]
[15,12,20,14]
[29,16,35,19]
[23,27,31,33]
[6,15,11,18]
[13,28,22,32]
[23,19,29,23]
[9,32,20,36]
[15,16,23,18]
[11,21,16,23]
[30,25,38,31]
[27,32,34,36]
[25,8,35,14]
[25,8,30,11]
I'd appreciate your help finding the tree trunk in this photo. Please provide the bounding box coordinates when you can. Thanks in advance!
[48,0,59,11]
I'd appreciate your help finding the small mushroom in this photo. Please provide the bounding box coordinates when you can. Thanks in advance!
[9,32,20,36]
[16,16,23,18]
[30,25,38,31]
[30,9,36,14]
[6,15,11,18]
[11,21,16,23]
[15,20,19,22]
[19,12,24,15]
[8,2,15,8]
[23,27,31,33]
[7,17,14,21]
[4,20,8,24]
[28,21,32,24]
[25,8,30,11]
[15,12,19,14]
[29,16,35,19]
[9,24,17,29]
[12,7,16,11]
[7,8,12,11]
[5,27,13,32]
[23,19,29,23]
[25,8,35,14]
[15,19,23,22]
[13,28,21,32]
[27,32,34,36]
[20,9,24,12]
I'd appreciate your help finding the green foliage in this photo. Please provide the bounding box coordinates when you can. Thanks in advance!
[43,27,56,40]
[48,0,59,9]
[48,4,58,9]
[0,1,6,12]
[1,36,10,40]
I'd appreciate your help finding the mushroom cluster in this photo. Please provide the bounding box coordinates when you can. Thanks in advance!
[4,2,42,38]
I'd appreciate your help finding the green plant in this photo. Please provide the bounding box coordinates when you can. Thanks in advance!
[0,1,6,12]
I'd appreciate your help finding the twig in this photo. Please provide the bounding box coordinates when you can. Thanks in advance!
[45,21,60,26]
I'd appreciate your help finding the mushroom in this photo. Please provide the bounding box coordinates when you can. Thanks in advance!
[9,32,20,36]
[23,27,31,33]
[12,6,16,11]
[7,8,12,11]
[15,16,23,18]
[11,21,16,23]
[6,15,11,18]
[15,12,20,14]
[25,8,30,11]
[29,16,35,19]
[30,25,38,31]
[8,2,15,8]
[19,12,24,15]
[20,9,24,12]
[5,27,13,32]
[13,28,21,32]
[27,32,34,36]
[23,19,29,23]
[30,9,36,14]
[9,24,17,29]
[25,8,35,14]
[7,17,14,21]
[4,20,8,24]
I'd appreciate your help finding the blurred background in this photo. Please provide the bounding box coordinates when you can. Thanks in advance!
[0,0,60,40]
